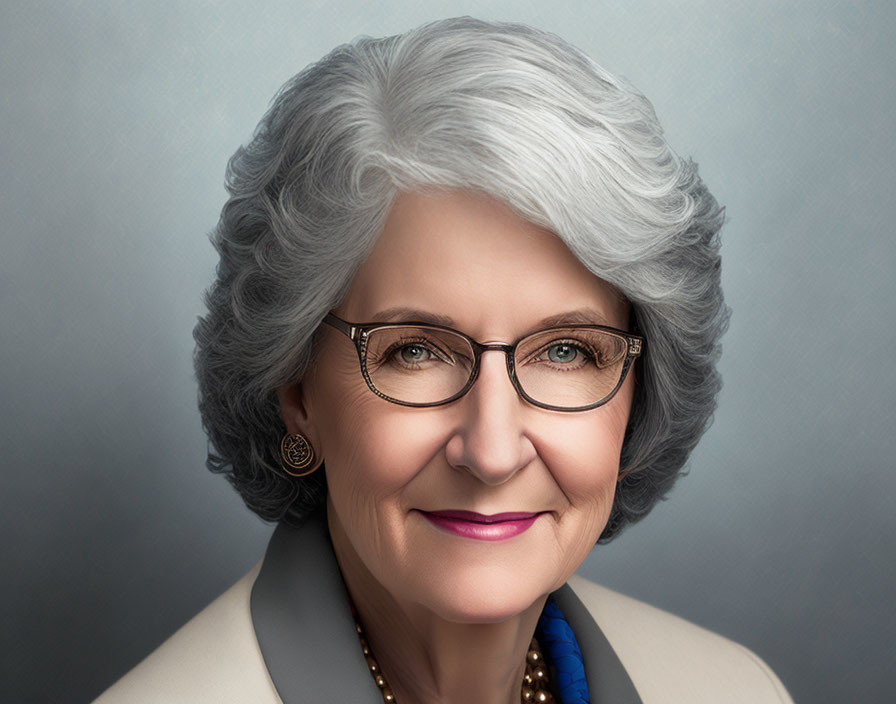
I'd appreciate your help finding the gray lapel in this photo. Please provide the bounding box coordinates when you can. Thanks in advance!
[551,583,643,703]
[250,513,381,702]
[251,512,642,703]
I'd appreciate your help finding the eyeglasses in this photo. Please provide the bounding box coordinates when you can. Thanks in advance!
[322,313,643,412]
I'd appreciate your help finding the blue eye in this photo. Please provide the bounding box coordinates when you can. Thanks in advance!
[399,344,434,364]
[386,338,454,369]
[547,343,579,363]
[529,339,596,370]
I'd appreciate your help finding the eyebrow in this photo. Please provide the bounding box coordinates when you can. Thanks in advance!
[370,307,456,326]
[534,310,615,329]
[369,307,616,330]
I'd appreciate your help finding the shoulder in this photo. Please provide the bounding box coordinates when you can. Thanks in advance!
[93,563,281,704]
[566,574,793,704]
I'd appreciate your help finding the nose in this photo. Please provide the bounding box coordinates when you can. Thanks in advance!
[444,348,537,485]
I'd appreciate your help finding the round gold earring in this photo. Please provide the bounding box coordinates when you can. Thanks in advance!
[280,433,319,477]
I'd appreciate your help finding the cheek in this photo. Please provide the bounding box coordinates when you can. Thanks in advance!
[318,398,451,570]
[537,386,632,547]
[543,402,628,494]
[317,390,444,507]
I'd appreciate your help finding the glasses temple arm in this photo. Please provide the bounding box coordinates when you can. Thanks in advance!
[322,312,357,340]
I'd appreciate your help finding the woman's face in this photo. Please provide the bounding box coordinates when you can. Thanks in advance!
[281,189,634,623]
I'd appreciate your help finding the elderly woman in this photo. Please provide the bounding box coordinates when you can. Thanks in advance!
[96,17,792,704]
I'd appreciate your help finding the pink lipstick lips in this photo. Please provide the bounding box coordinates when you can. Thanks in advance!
[418,509,542,541]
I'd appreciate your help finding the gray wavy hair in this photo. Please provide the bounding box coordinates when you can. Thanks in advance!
[193,16,728,542]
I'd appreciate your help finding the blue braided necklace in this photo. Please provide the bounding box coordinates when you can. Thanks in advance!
[535,598,591,703]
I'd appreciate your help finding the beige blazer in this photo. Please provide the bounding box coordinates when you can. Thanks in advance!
[95,515,793,703]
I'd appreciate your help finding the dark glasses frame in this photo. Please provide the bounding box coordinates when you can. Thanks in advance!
[322,312,643,412]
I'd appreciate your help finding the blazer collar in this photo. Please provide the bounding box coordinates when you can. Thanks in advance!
[251,511,642,703]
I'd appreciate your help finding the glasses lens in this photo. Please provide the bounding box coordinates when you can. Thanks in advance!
[515,328,628,409]
[364,326,475,404]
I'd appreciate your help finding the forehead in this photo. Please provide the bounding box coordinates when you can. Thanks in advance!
[340,190,628,334]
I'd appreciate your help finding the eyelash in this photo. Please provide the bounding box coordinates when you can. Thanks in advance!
[527,340,598,369]
[380,337,448,367]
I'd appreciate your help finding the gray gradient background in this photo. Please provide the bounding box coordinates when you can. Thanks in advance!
[2,2,893,702]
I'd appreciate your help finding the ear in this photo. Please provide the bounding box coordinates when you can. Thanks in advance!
[276,381,322,452]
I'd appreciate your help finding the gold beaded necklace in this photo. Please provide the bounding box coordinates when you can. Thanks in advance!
[351,606,555,703]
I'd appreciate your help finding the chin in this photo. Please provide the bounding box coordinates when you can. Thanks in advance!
[398,558,556,625]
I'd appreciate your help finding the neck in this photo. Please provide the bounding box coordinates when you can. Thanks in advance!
[327,502,547,704]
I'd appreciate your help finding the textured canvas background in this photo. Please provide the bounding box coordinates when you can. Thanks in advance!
[2,2,893,702]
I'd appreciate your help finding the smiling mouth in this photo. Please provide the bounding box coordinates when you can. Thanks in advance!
[416,509,544,540]
[421,509,541,523]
